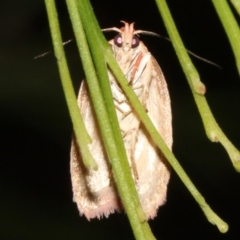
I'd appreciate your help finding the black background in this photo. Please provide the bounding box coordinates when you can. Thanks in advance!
[1,1,240,239]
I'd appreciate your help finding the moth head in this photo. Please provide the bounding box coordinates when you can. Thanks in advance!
[114,21,140,51]
[102,21,140,52]
[102,21,161,52]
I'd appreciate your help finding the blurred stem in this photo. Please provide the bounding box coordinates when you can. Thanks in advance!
[212,0,240,75]
[230,0,240,15]
[66,0,155,239]
[155,0,232,232]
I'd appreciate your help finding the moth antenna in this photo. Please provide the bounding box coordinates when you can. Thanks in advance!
[134,30,163,38]
[135,30,222,69]
[34,50,52,59]
[185,49,222,69]
[34,39,74,59]
[63,39,74,45]
[102,27,121,33]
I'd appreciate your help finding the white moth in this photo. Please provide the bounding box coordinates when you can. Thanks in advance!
[70,21,172,220]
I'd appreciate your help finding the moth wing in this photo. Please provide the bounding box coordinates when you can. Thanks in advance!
[147,56,172,148]
[70,81,121,220]
[134,56,172,219]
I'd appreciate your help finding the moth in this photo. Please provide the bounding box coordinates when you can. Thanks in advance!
[70,21,172,220]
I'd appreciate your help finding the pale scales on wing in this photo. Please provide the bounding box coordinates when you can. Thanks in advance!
[70,21,172,220]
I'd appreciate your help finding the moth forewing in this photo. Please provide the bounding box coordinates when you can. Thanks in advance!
[70,81,122,220]
[70,21,172,220]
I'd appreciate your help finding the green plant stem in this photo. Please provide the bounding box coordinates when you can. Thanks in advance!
[155,0,231,232]
[46,0,234,236]
[66,0,154,239]
[212,0,240,75]
[155,0,240,172]
[105,50,228,234]
[44,0,97,170]
[230,0,240,15]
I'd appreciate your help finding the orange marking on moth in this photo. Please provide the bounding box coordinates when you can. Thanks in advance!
[129,52,144,85]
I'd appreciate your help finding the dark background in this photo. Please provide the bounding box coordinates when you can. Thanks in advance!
[1,0,240,239]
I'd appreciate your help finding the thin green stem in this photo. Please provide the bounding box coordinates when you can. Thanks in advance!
[46,0,235,236]
[155,0,231,232]
[155,0,240,171]
[66,0,154,239]
[230,0,240,15]
[44,0,97,170]
[212,0,240,75]
[106,50,228,234]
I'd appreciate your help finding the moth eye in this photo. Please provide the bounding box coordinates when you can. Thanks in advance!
[114,34,122,47]
[131,36,139,48]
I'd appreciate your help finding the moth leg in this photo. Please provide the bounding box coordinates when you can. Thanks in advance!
[114,104,133,120]
[141,86,149,111]
[121,126,140,181]
[115,102,141,181]
[131,84,148,111]
[130,126,140,180]
[139,74,153,112]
